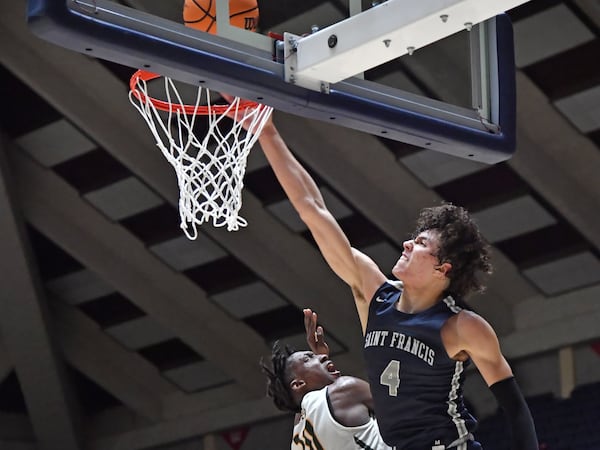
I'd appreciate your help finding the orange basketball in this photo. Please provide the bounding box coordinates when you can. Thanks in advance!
[183,0,259,35]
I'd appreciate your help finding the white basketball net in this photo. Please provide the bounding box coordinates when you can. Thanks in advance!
[129,74,273,240]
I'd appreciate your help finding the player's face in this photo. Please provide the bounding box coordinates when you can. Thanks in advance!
[288,351,341,391]
[392,229,442,283]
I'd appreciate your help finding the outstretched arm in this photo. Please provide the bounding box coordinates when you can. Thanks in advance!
[258,120,386,330]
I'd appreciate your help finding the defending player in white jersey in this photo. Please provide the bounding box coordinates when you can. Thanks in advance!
[261,309,392,450]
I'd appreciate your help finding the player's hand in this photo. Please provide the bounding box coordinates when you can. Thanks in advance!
[304,308,329,356]
[221,93,273,133]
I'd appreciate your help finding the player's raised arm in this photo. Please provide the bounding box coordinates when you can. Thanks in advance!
[258,120,386,328]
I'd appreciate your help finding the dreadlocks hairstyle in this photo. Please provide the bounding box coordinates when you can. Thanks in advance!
[260,342,300,413]
[413,203,492,299]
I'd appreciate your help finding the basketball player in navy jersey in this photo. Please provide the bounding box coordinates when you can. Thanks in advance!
[252,116,538,450]
[261,308,392,450]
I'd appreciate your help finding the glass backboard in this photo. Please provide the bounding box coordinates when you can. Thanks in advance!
[27,0,526,163]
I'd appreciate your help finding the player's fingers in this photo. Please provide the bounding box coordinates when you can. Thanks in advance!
[221,93,235,104]
[303,309,313,323]
[303,309,315,335]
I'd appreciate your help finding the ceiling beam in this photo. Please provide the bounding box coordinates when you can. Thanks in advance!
[503,309,600,359]
[501,284,600,359]
[574,0,600,28]
[509,71,600,250]
[52,300,176,421]
[0,135,83,449]
[54,300,261,429]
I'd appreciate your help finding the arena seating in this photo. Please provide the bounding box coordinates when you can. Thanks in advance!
[475,381,600,450]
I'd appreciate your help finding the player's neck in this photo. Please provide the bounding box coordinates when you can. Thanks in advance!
[397,284,444,314]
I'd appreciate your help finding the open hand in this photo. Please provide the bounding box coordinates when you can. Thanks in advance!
[304,308,329,356]
[221,93,273,133]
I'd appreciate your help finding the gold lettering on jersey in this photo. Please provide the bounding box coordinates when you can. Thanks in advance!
[365,330,435,366]
[293,419,324,450]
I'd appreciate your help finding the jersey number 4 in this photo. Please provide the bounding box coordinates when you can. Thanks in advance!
[380,360,400,396]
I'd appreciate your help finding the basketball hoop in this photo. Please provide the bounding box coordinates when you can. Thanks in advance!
[128,70,273,239]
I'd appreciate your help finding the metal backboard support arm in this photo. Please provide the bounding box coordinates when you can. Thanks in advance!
[284,0,526,87]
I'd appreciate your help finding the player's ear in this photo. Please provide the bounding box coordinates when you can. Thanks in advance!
[435,262,452,278]
[290,378,306,392]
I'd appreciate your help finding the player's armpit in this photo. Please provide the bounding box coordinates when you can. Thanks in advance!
[350,249,387,333]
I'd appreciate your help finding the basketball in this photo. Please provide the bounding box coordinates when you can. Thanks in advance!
[183,0,259,34]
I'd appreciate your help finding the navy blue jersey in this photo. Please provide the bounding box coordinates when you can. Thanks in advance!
[363,281,478,449]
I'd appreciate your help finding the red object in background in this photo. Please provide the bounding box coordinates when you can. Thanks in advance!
[591,341,600,357]
[222,427,249,450]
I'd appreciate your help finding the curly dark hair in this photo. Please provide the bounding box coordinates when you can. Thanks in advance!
[260,342,300,413]
[413,203,492,299]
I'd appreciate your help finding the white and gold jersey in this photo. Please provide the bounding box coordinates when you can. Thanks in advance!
[292,386,392,450]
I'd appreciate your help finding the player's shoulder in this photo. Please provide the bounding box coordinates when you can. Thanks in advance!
[444,308,493,334]
[329,376,369,395]
[328,376,372,408]
[452,309,498,342]
[443,309,499,356]
[332,375,367,388]
[456,308,490,324]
